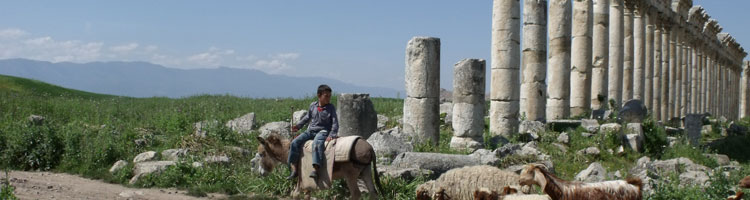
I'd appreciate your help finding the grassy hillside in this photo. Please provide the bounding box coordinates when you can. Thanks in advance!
[1,74,750,199]
[0,74,409,199]
[0,74,116,99]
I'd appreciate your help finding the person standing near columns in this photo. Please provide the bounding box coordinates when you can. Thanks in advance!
[521,0,548,121]
[490,0,520,137]
[591,0,609,112]
[571,0,593,117]
[547,0,572,120]
[622,0,635,101]
[608,0,624,108]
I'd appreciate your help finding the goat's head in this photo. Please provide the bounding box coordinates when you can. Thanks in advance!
[519,163,548,189]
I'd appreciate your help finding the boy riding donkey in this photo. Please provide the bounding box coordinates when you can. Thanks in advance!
[287,84,338,180]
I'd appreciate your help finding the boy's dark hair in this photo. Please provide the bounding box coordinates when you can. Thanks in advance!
[317,84,332,96]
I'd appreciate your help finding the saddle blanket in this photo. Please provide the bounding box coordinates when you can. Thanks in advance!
[297,136,361,191]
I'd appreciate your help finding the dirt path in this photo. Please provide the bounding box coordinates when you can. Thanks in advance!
[1,171,228,200]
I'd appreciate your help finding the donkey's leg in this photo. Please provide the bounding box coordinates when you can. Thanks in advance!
[345,172,362,200]
[360,164,378,199]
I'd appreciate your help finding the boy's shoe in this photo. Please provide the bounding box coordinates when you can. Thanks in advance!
[286,170,298,180]
[309,170,318,178]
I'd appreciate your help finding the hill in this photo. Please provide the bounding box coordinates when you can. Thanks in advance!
[0,58,403,98]
[0,73,116,99]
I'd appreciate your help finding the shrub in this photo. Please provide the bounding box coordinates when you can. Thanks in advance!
[647,169,736,200]
[642,118,668,158]
[4,120,63,170]
[1,170,18,200]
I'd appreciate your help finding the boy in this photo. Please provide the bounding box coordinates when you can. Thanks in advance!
[287,84,339,180]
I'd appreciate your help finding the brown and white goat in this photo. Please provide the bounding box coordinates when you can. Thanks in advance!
[740,176,750,188]
[519,164,642,200]
[727,191,744,200]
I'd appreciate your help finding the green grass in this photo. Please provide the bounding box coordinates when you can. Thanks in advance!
[2,74,750,199]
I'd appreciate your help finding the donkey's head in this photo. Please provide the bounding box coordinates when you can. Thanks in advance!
[253,135,288,176]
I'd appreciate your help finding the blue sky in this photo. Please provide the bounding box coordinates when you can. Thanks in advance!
[0,0,746,91]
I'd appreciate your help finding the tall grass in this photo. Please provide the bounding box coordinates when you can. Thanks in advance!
[0,76,407,198]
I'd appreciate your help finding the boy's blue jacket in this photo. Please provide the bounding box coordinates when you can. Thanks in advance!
[295,101,339,137]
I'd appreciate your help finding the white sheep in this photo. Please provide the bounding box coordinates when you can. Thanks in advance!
[518,164,642,200]
[416,165,534,200]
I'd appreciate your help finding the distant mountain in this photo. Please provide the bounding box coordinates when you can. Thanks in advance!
[0,59,402,98]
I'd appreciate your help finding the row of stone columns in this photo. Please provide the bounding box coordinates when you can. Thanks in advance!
[486,0,748,138]
[403,0,748,149]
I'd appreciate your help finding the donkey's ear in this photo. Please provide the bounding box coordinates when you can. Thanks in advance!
[266,135,280,144]
[256,136,266,145]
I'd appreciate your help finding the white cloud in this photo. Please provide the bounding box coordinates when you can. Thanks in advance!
[144,45,158,52]
[248,53,300,74]
[19,36,103,62]
[185,47,236,67]
[0,28,301,74]
[0,28,28,39]
[109,43,139,53]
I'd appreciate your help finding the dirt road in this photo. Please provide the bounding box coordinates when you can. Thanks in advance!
[1,171,227,200]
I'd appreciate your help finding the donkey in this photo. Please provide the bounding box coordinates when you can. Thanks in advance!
[254,134,383,199]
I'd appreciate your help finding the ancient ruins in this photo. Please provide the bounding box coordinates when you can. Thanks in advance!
[403,0,748,151]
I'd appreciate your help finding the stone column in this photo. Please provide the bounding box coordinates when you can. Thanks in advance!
[490,0,520,137]
[337,93,377,138]
[608,0,624,107]
[622,0,634,101]
[653,22,662,120]
[720,61,724,116]
[740,61,747,118]
[660,24,670,122]
[719,64,725,117]
[451,59,486,151]
[404,37,440,145]
[633,2,645,102]
[521,0,548,121]
[570,0,593,117]
[690,43,701,114]
[548,0,572,120]
[711,57,717,115]
[699,49,705,113]
[711,58,720,117]
[667,30,682,120]
[701,53,710,114]
[644,11,654,110]
[735,69,740,119]
[725,66,730,118]
[680,36,688,117]
[591,0,610,111]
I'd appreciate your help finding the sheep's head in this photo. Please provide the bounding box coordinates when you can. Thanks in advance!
[473,188,498,200]
[519,164,548,190]
[501,186,518,195]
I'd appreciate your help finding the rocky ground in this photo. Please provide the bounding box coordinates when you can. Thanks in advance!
[1,171,227,200]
